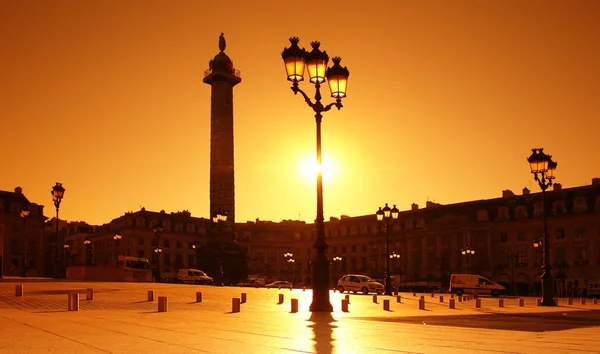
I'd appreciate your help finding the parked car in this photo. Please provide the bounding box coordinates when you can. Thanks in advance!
[177,269,213,285]
[449,273,506,297]
[236,279,264,287]
[337,274,384,295]
[266,281,293,289]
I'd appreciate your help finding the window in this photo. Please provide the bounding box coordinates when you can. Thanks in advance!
[427,235,436,247]
[351,245,356,253]
[575,228,586,239]
[553,201,566,216]
[151,238,158,246]
[163,253,171,266]
[188,254,195,267]
[361,257,367,270]
[163,239,170,248]
[500,233,508,243]
[555,228,566,239]
[517,231,526,242]
[176,241,182,249]
[555,247,566,262]
[138,237,144,245]
[361,244,367,252]
[497,207,510,221]
[137,250,145,259]
[576,248,588,265]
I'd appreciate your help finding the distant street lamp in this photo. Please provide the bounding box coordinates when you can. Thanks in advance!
[153,225,163,282]
[287,258,295,283]
[281,37,350,312]
[283,251,293,282]
[63,242,71,267]
[20,206,30,277]
[84,237,92,266]
[376,203,400,296]
[461,247,475,273]
[527,148,558,306]
[113,232,123,267]
[51,182,65,279]
[192,241,201,268]
[332,256,342,289]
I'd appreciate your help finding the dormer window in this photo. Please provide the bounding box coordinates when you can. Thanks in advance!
[497,206,510,221]
[476,209,489,222]
[534,202,544,218]
[515,206,528,219]
[573,197,587,213]
[552,201,566,216]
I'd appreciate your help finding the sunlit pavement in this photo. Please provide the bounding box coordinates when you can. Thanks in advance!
[1,279,599,353]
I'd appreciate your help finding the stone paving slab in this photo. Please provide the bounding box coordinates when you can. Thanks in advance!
[1,281,599,353]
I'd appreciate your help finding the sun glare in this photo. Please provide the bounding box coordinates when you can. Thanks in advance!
[299,153,338,183]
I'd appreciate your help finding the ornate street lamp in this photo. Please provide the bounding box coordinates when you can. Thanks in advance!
[332,256,342,289]
[51,182,65,279]
[461,246,475,273]
[282,37,350,312]
[527,148,558,306]
[376,203,400,296]
[153,225,163,282]
[84,237,92,266]
[20,206,30,277]
[113,232,123,267]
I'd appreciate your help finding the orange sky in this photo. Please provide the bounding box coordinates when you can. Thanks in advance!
[1,1,599,225]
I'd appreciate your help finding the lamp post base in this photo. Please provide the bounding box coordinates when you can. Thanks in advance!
[309,254,333,312]
[541,268,555,306]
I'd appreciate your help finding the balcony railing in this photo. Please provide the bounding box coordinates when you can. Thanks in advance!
[204,68,241,78]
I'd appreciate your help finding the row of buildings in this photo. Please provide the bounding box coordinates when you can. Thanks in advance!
[1,179,600,295]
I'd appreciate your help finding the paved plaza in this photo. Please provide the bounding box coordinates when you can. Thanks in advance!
[1,278,599,353]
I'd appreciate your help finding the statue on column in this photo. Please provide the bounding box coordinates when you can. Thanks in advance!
[219,33,226,52]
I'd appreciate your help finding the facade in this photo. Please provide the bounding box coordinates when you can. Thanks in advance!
[0,187,47,277]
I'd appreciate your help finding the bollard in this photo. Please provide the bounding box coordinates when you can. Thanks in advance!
[291,298,298,313]
[475,298,481,308]
[396,295,402,303]
[68,292,79,311]
[232,298,241,313]
[458,296,463,302]
[420,295,425,300]
[439,296,444,303]
[519,298,524,307]
[241,293,247,304]
[594,298,598,305]
[499,298,504,307]
[290,285,292,291]
[158,296,168,312]
[86,288,94,300]
[303,287,306,291]
[568,298,572,305]
[431,292,435,298]
[278,286,281,290]
[419,298,425,310]
[373,294,378,303]
[278,294,284,305]
[537,298,542,306]
[148,290,154,302]
[451,293,455,298]
[345,294,350,304]
[581,298,586,305]
[15,284,23,297]
[413,292,416,297]
[341,299,349,312]
[383,299,390,311]
[196,292,203,303]
[394,289,398,296]
[449,298,455,309]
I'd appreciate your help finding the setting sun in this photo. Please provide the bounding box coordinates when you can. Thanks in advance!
[298,153,338,185]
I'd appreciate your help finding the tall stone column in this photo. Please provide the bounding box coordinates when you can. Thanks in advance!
[203,33,241,242]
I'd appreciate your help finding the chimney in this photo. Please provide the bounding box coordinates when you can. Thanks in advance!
[592,177,600,186]
[522,187,530,195]
[411,203,419,211]
[502,190,515,198]
[14,186,22,194]
[553,183,562,191]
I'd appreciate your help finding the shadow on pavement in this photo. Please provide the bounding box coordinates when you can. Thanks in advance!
[353,310,600,332]
[307,312,337,354]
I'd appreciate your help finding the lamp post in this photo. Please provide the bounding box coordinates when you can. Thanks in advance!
[527,148,558,306]
[506,252,519,296]
[283,251,293,281]
[332,256,342,289]
[376,203,399,296]
[287,258,295,283]
[213,209,228,286]
[113,232,122,267]
[63,242,70,267]
[192,242,201,268]
[153,225,163,282]
[20,206,30,277]
[51,182,65,279]
[461,247,475,273]
[281,37,350,312]
[84,237,92,266]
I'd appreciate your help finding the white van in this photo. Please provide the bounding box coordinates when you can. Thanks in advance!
[449,274,506,297]
[177,269,213,285]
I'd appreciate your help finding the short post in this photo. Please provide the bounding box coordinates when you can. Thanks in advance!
[303,287,306,291]
[458,296,463,302]
[232,298,241,313]
[449,298,455,309]
[499,298,504,307]
[475,298,481,308]
[147,290,154,302]
[581,298,586,305]
[345,294,350,304]
[158,296,168,312]
[568,298,573,305]
[451,293,455,298]
[341,299,349,312]
[241,293,247,304]
[439,296,444,303]
[196,292,203,303]
[420,295,425,300]
[383,299,390,311]
[68,292,79,311]
[15,284,23,297]
[419,298,425,310]
[537,298,542,306]
[394,288,398,296]
[372,294,378,303]
[396,295,402,303]
[290,298,298,313]
[519,298,524,307]
[86,288,94,300]
[413,292,416,297]
[278,294,284,305]
[431,292,435,298]
[290,284,292,291]
[594,298,598,305]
